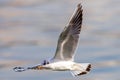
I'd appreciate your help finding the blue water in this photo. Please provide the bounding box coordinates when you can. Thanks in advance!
[0,0,120,80]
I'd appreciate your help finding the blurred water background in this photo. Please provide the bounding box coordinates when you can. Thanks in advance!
[0,0,120,80]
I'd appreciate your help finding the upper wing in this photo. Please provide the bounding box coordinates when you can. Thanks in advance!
[53,4,83,61]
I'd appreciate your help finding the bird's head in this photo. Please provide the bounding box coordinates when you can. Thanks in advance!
[42,59,50,65]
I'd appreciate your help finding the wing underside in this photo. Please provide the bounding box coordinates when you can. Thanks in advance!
[53,4,83,61]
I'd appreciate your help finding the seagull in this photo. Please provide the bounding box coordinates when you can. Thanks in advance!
[13,3,91,77]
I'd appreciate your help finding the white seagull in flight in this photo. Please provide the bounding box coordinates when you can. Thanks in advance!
[14,3,91,76]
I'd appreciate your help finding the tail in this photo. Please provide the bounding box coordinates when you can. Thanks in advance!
[13,65,43,72]
[71,63,91,77]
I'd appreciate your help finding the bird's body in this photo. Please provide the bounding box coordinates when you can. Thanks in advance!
[42,61,90,72]
[43,61,75,71]
[13,3,91,77]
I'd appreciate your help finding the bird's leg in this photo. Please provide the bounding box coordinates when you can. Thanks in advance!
[27,65,44,70]
[13,66,28,72]
[13,65,44,72]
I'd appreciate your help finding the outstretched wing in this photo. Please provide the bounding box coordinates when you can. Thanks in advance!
[53,4,83,61]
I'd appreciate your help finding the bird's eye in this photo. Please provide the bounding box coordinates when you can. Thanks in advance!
[43,60,46,65]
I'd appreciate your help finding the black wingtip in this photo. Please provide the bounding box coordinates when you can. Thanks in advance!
[77,3,83,13]
[77,3,82,8]
[69,3,83,24]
